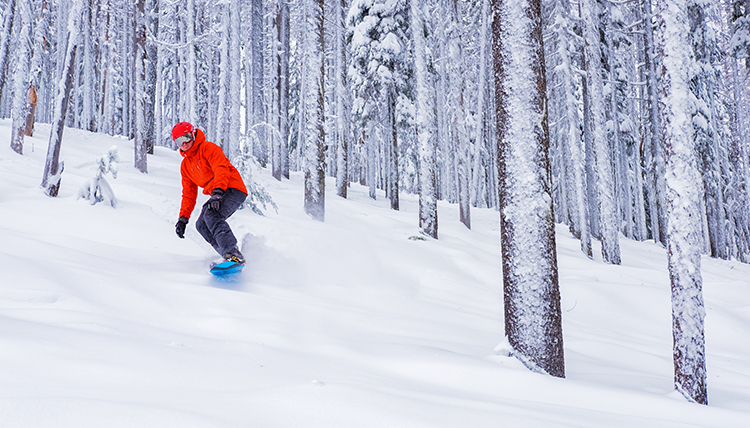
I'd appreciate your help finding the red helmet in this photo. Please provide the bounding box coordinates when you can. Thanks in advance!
[172,122,196,141]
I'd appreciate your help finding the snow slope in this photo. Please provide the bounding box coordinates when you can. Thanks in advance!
[1,120,749,427]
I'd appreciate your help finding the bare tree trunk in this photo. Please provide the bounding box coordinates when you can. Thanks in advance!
[25,86,36,137]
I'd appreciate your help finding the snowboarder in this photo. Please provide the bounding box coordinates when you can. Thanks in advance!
[173,122,248,265]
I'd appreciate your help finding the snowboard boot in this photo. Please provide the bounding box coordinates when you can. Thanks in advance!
[224,247,246,265]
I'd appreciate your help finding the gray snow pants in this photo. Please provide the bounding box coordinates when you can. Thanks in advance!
[195,187,247,256]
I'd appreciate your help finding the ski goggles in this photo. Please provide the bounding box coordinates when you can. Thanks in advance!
[175,134,194,145]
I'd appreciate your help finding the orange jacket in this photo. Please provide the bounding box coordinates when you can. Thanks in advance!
[179,129,248,219]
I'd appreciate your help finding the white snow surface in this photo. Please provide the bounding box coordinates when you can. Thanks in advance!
[1,120,749,427]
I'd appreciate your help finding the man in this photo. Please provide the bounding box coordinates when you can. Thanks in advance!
[173,122,248,265]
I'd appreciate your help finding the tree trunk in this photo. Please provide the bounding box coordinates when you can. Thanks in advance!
[10,0,32,155]
[252,0,267,166]
[303,0,325,222]
[133,0,148,173]
[413,0,437,239]
[279,0,290,179]
[581,0,621,264]
[492,0,565,378]
[644,0,668,246]
[0,0,17,111]
[334,0,349,197]
[657,0,708,404]
[388,88,399,211]
[25,86,36,137]
[42,41,79,196]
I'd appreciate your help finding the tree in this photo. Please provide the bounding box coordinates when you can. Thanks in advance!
[492,0,565,377]
[548,0,591,257]
[447,0,470,229]
[347,0,409,209]
[689,0,729,259]
[334,0,350,197]
[412,0,437,239]
[580,0,621,264]
[0,0,16,110]
[303,0,326,221]
[29,0,51,133]
[9,0,31,154]
[251,0,267,165]
[41,0,86,197]
[134,0,148,173]
[656,0,708,404]
[643,0,669,246]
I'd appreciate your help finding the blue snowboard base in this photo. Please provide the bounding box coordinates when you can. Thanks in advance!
[209,260,244,276]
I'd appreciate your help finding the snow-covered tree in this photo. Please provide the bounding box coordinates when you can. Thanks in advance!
[447,0,470,229]
[134,0,148,173]
[333,0,351,198]
[42,0,86,197]
[303,0,326,221]
[580,0,621,264]
[656,0,708,404]
[78,145,119,207]
[547,0,591,257]
[347,0,410,209]
[9,0,31,154]
[492,0,565,378]
[233,137,279,216]
[0,0,16,111]
[412,0,437,238]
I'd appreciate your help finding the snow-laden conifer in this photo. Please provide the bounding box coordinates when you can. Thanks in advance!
[78,146,119,207]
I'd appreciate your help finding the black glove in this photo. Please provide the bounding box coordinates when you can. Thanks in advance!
[175,216,189,238]
[208,188,224,211]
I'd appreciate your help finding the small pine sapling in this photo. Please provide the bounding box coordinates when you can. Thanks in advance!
[232,137,278,216]
[78,146,119,207]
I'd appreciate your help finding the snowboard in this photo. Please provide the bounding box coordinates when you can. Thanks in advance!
[209,260,244,276]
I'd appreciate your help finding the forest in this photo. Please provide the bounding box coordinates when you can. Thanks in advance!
[1,0,749,405]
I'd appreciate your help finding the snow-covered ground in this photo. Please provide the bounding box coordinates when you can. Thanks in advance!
[1,120,748,427]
